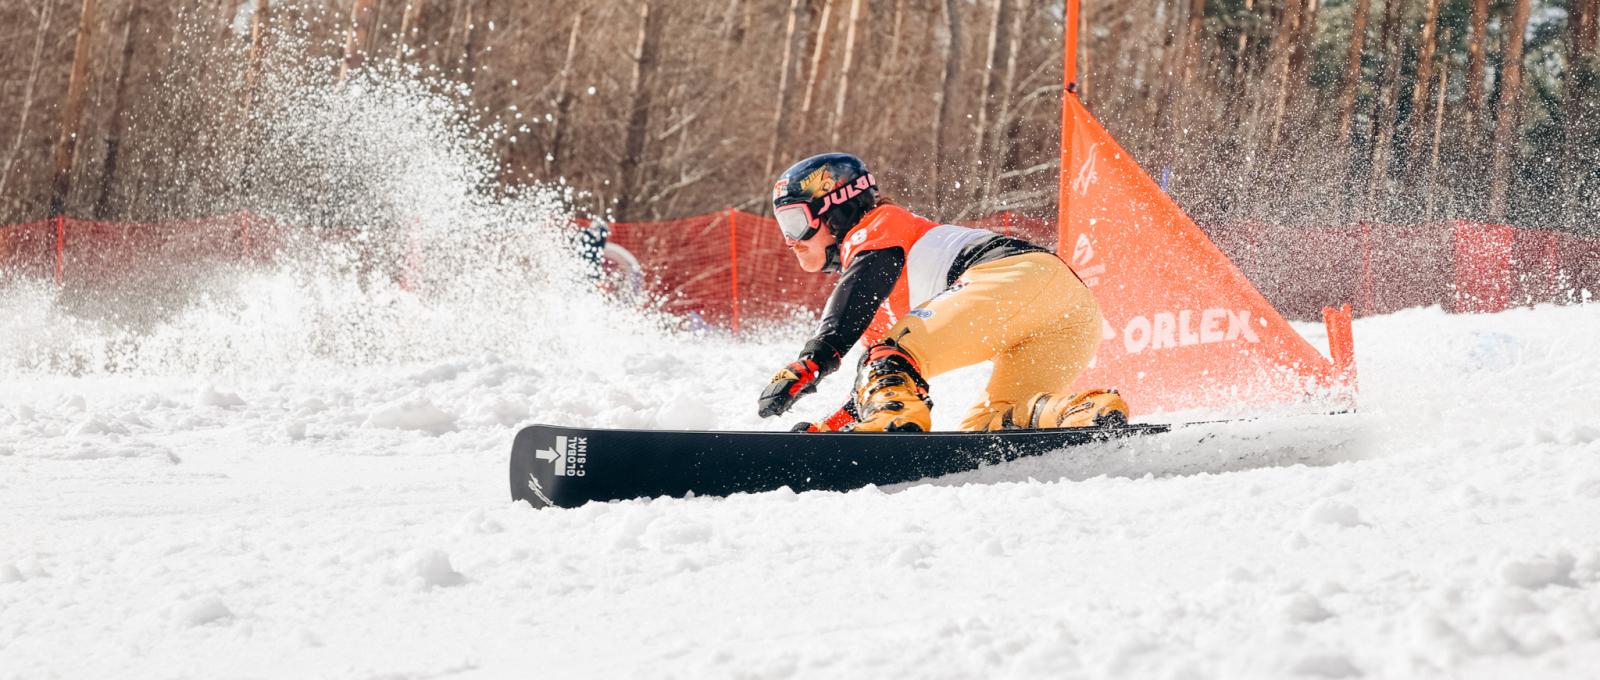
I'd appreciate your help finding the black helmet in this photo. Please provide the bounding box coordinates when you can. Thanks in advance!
[771,153,879,243]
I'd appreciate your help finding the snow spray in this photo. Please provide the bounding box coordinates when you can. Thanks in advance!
[0,14,686,379]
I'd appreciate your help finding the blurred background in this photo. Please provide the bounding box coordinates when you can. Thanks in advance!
[0,0,1594,233]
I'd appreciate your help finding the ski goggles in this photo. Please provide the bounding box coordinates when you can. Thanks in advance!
[775,203,821,243]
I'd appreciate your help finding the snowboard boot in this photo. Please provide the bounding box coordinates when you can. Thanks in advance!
[970,389,1129,431]
[845,342,933,432]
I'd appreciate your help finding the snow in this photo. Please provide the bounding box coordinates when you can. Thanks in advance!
[2,297,1597,678]
[365,395,459,435]
[0,59,1595,672]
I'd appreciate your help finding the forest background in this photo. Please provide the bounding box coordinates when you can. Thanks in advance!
[0,0,1595,235]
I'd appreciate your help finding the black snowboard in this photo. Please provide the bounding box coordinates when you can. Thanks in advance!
[509,422,1171,508]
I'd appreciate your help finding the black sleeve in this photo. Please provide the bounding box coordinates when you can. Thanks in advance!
[798,247,904,377]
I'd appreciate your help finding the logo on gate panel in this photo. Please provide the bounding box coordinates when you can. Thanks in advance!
[534,435,588,477]
[1071,234,1106,287]
[1072,143,1102,196]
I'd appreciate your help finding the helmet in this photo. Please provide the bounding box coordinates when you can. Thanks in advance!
[771,153,879,243]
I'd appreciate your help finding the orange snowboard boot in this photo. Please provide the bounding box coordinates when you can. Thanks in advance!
[966,389,1129,431]
[845,342,934,432]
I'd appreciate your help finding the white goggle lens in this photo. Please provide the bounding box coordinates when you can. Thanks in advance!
[775,205,816,241]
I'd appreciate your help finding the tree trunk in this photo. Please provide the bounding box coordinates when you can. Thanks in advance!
[1425,29,1451,221]
[1364,0,1405,219]
[1232,0,1257,90]
[1403,0,1442,184]
[366,0,388,56]
[0,1,56,205]
[1148,0,1187,142]
[1561,0,1598,228]
[49,0,100,217]
[971,0,1014,210]
[396,0,427,61]
[1284,0,1320,145]
[887,0,906,73]
[829,0,864,145]
[1183,0,1209,91]
[763,0,809,182]
[989,0,1028,203]
[798,0,836,132]
[1155,0,1207,179]
[720,0,745,42]
[931,0,962,215]
[339,0,379,82]
[1466,0,1489,137]
[614,0,664,222]
[1225,0,1258,217]
[215,0,242,43]
[1336,0,1371,159]
[1487,0,1532,222]
[96,0,147,218]
[441,0,464,72]
[242,0,272,117]
[458,0,481,83]
[1291,0,1320,79]
[1265,0,1305,159]
[547,11,584,176]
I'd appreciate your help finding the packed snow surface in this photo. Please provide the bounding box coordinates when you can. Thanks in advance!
[3,292,1598,678]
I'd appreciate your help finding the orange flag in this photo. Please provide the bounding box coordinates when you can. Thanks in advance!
[1058,94,1353,414]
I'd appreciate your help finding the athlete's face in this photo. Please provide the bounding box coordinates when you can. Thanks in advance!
[788,227,836,273]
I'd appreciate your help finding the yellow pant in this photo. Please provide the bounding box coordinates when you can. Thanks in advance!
[889,252,1102,431]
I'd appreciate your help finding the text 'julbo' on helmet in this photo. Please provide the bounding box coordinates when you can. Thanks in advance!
[771,152,879,243]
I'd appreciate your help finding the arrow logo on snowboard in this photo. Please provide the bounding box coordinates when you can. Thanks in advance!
[533,436,569,476]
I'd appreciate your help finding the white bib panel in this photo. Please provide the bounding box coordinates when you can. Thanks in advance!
[904,225,992,308]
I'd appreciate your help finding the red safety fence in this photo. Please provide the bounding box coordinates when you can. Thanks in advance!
[2,210,1594,325]
[0,212,288,290]
[604,211,1597,334]
[1203,221,1599,319]
[0,219,55,282]
[603,210,835,333]
[596,209,1061,333]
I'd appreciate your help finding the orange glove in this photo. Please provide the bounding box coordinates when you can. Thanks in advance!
[758,358,823,418]
[789,401,859,432]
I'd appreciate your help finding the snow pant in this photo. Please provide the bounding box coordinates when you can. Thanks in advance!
[888,252,1103,432]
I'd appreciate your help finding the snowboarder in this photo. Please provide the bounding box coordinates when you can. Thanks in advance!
[757,152,1129,432]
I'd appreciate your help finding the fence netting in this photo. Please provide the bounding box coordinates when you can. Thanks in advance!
[3,210,1596,327]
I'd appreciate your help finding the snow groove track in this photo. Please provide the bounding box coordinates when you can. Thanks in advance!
[3,305,1600,678]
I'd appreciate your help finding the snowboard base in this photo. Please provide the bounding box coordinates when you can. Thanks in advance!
[510,422,1170,508]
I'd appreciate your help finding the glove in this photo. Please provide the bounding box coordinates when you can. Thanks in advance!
[790,401,860,432]
[758,358,822,418]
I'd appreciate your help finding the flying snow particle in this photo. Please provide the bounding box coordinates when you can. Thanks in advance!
[1302,499,1364,528]
[400,549,465,589]
[365,398,457,435]
[1276,592,1334,623]
[1288,653,1360,678]
[1499,551,1577,590]
[175,596,234,628]
[196,386,246,408]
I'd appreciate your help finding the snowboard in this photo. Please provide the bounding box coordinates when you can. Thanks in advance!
[509,422,1171,508]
